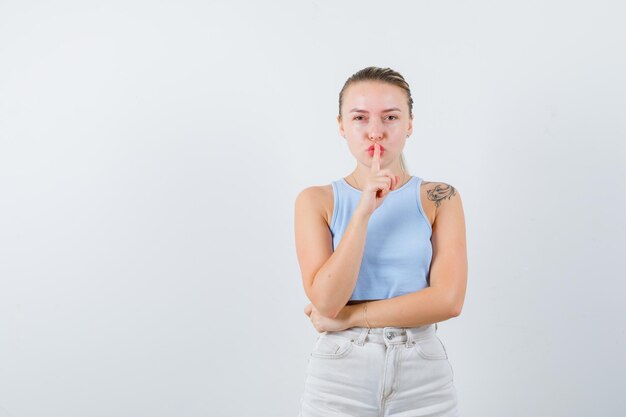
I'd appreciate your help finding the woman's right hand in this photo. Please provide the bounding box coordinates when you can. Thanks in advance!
[356,143,399,217]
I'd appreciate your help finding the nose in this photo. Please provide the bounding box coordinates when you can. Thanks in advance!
[368,119,385,142]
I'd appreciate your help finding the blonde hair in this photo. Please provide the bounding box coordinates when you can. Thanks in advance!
[338,66,413,174]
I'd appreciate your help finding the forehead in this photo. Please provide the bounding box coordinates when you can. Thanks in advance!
[343,81,407,111]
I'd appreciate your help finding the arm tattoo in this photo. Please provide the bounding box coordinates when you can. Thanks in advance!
[422,182,457,208]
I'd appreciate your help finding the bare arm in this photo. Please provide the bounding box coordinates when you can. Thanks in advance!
[295,144,399,319]
[294,187,372,318]
[344,184,468,328]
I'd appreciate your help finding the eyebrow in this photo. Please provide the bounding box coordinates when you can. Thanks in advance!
[349,108,402,113]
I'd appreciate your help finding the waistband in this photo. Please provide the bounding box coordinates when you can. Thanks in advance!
[323,323,439,348]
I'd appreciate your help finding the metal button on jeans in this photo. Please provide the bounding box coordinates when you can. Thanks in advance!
[387,333,394,339]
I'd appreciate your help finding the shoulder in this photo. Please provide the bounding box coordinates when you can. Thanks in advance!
[295,184,333,206]
[420,180,460,209]
[295,184,334,226]
[419,180,463,225]
[420,179,461,225]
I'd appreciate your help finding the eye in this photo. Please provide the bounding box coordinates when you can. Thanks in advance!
[386,115,398,120]
[353,116,365,121]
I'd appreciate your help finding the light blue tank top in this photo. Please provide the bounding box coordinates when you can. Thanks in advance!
[330,175,433,301]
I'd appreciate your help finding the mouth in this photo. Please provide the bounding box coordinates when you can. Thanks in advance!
[367,145,385,158]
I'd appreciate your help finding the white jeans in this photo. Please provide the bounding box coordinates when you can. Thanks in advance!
[298,323,460,417]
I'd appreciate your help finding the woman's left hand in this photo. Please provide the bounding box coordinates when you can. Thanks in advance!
[304,303,353,333]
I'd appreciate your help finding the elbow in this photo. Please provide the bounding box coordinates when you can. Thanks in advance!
[449,305,462,318]
[448,298,464,318]
[308,281,343,319]
[441,284,464,319]
[309,294,342,319]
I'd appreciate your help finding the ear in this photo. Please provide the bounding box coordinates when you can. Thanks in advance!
[407,114,414,137]
[337,114,345,138]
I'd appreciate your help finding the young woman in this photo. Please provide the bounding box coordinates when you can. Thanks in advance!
[294,66,467,416]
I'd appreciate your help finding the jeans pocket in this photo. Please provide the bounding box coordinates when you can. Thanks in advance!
[413,334,448,360]
[310,333,355,359]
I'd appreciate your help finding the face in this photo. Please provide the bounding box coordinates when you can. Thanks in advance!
[337,81,413,168]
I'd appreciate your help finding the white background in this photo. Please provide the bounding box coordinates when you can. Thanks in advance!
[1,1,625,416]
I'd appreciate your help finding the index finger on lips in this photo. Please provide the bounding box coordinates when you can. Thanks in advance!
[371,143,381,173]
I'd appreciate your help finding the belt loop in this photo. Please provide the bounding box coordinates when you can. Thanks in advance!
[435,322,438,332]
[355,327,369,346]
[405,329,414,348]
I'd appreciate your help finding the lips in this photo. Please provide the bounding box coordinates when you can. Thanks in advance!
[368,144,385,152]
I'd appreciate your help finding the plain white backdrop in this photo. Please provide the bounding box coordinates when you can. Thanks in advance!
[1,1,625,416]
